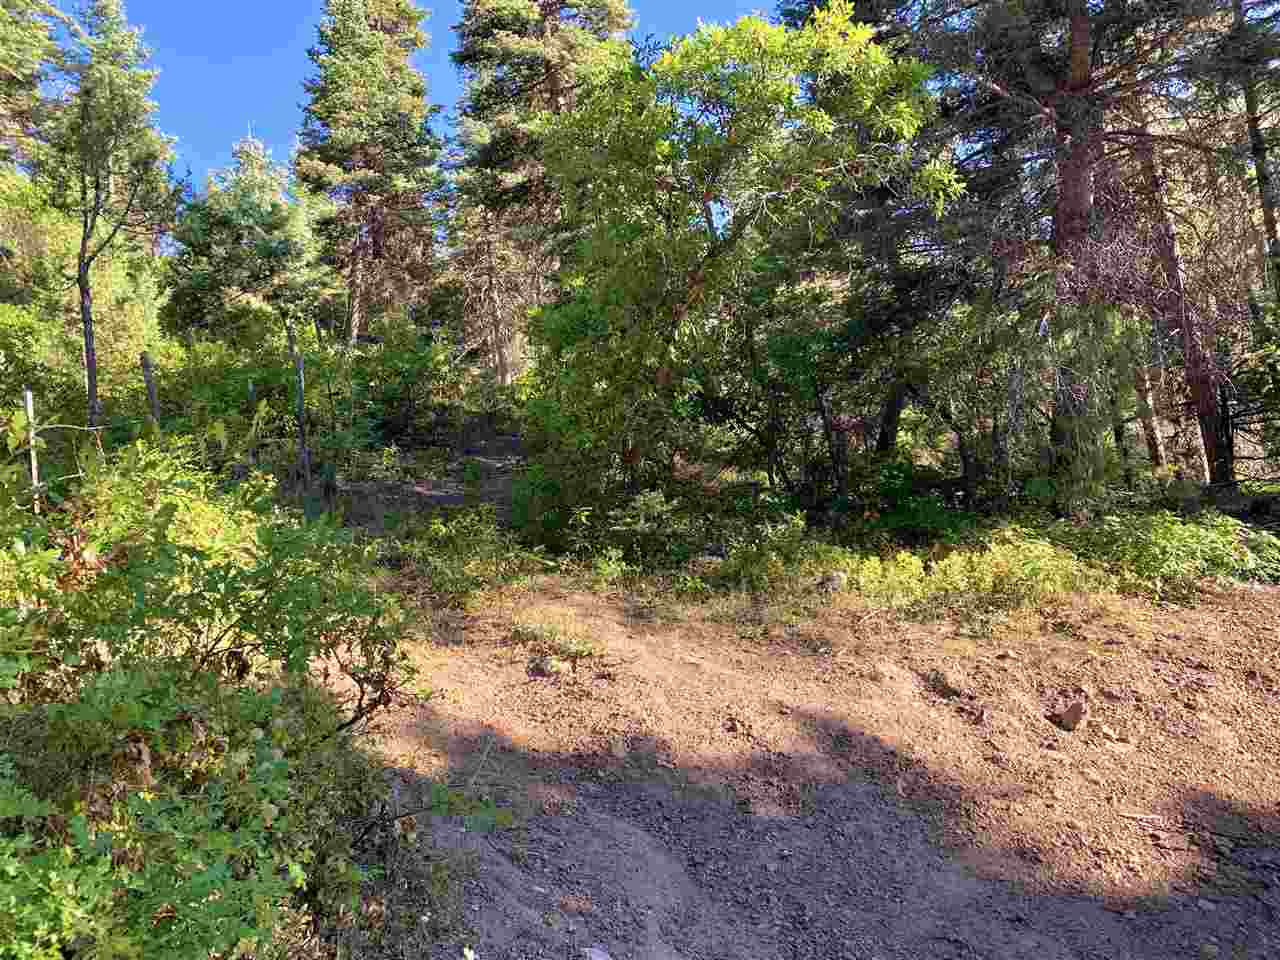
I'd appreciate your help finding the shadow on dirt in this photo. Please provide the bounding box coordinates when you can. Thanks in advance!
[354,697,1280,960]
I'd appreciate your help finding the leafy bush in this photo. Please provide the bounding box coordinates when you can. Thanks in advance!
[0,437,415,959]
[926,528,1097,604]
[1047,510,1280,596]
[387,506,550,605]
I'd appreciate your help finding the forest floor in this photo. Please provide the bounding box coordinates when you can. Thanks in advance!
[346,432,1280,960]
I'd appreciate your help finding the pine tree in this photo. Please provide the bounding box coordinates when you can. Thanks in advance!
[1,1,53,159]
[448,0,632,382]
[166,137,324,335]
[35,0,174,427]
[296,0,442,345]
[452,0,631,207]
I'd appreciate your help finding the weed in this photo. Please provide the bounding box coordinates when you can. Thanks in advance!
[512,619,602,671]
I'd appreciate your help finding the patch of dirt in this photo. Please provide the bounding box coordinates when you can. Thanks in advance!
[343,427,526,531]
[366,579,1280,959]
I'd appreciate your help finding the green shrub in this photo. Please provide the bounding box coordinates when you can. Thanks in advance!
[927,528,1097,604]
[389,506,550,605]
[1048,509,1279,596]
[2,673,387,960]
[0,438,414,959]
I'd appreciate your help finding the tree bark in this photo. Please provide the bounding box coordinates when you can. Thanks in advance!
[1052,0,1096,258]
[79,266,101,428]
[1234,0,1280,305]
[1134,133,1229,485]
[876,379,909,454]
[1134,365,1166,469]
[348,237,366,346]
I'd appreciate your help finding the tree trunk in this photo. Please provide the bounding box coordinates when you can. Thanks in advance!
[348,240,366,346]
[1052,0,1096,258]
[1214,379,1235,488]
[1134,365,1166,469]
[876,379,909,454]
[1135,132,1227,485]
[79,266,102,428]
[1235,0,1280,305]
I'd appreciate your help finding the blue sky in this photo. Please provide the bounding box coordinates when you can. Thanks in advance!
[117,0,773,187]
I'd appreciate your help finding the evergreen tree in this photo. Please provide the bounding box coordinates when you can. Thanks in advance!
[296,0,442,345]
[0,0,53,159]
[448,0,632,382]
[451,0,632,208]
[166,137,325,337]
[34,0,174,427]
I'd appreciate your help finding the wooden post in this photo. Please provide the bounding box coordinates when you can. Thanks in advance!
[140,352,161,423]
[24,388,38,515]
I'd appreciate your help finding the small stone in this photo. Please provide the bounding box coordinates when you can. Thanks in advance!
[995,649,1018,660]
[584,948,613,960]
[528,654,567,677]
[1082,769,1104,786]
[1197,898,1217,911]
[1101,688,1125,702]
[1048,700,1089,732]
[1123,910,1138,919]
[1098,723,1119,740]
[815,571,849,594]
[926,669,965,700]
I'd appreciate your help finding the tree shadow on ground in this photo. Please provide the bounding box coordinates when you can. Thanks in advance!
[353,696,1280,960]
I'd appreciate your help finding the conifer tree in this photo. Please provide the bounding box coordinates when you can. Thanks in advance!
[296,0,442,345]
[0,0,56,158]
[36,0,174,427]
[448,0,632,382]
[166,137,325,335]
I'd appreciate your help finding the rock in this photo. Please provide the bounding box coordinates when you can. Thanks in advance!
[584,948,613,960]
[995,649,1018,660]
[1200,945,1220,960]
[1048,700,1089,732]
[1197,897,1217,911]
[527,654,568,678]
[925,669,965,700]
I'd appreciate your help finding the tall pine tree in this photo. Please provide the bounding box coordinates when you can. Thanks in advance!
[448,0,632,383]
[296,0,442,345]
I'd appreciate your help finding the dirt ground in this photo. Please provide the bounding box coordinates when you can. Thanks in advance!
[341,435,1280,959]
[352,576,1280,960]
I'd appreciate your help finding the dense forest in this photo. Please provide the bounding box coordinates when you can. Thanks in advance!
[3,0,1280,955]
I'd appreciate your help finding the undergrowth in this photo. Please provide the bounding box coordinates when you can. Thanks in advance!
[573,488,1280,608]
[0,437,499,959]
